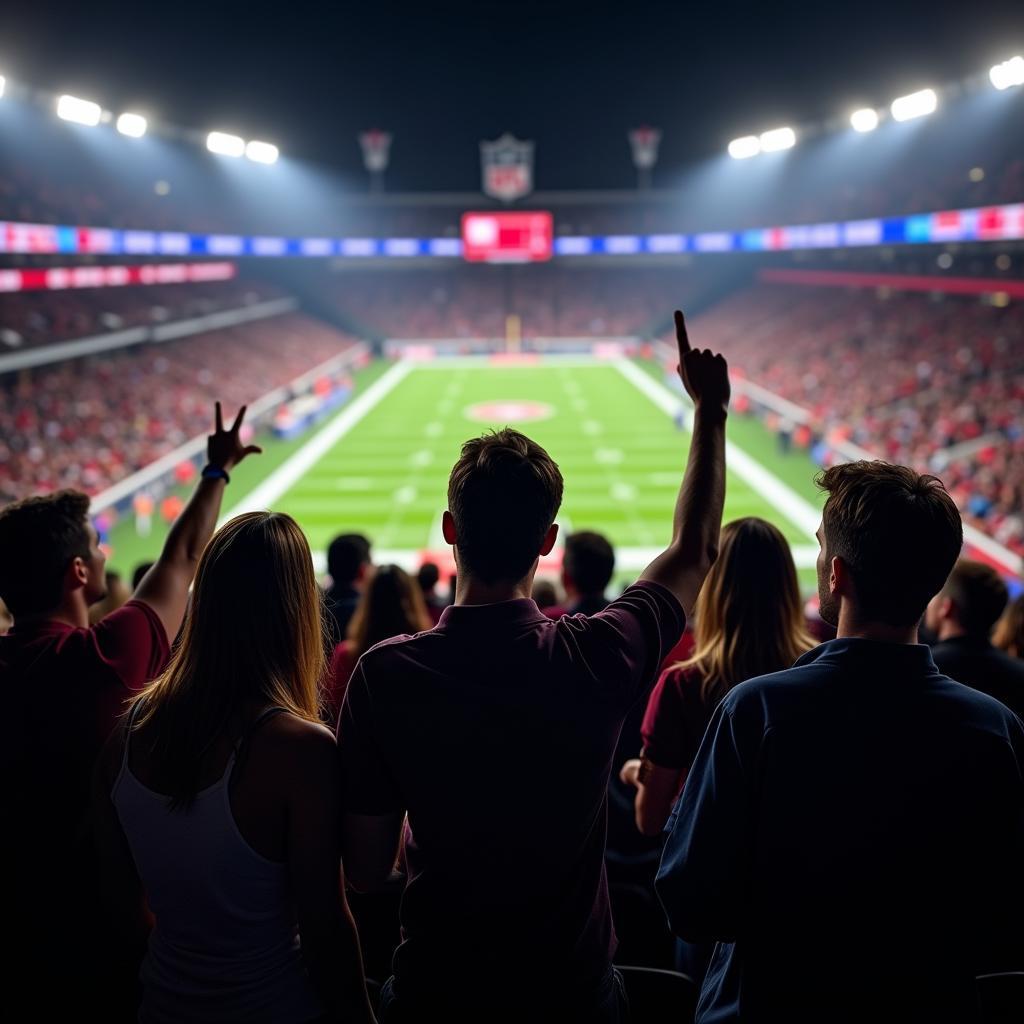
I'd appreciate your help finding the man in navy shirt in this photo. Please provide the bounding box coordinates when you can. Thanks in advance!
[657,461,1024,1023]
[338,312,730,1022]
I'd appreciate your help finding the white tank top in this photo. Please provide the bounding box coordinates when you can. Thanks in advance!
[111,704,326,1023]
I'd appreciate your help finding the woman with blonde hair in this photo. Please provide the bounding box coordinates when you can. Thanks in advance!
[325,564,432,723]
[621,517,814,836]
[993,593,1024,659]
[94,512,374,1023]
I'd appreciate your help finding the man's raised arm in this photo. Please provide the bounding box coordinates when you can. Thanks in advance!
[639,310,729,614]
[133,402,262,641]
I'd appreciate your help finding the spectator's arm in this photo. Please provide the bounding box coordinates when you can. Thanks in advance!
[341,812,406,893]
[336,663,406,893]
[285,720,375,1023]
[134,403,261,641]
[639,311,729,615]
[655,701,753,943]
[620,756,685,837]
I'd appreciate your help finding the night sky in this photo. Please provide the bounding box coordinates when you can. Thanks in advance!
[3,0,1023,190]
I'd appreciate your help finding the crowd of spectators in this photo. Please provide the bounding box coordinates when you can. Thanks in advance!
[0,278,286,351]
[2,332,1022,1019]
[682,284,1024,556]
[328,267,711,340]
[0,312,359,504]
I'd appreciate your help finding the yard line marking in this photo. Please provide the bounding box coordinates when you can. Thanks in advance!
[614,359,821,539]
[310,543,821,576]
[222,360,414,520]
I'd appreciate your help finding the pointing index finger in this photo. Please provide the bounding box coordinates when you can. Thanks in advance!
[231,405,247,433]
[674,310,691,357]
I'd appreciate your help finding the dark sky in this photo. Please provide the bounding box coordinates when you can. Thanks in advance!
[3,0,1023,190]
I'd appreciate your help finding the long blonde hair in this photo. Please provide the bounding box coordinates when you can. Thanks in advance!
[680,517,815,704]
[993,594,1024,659]
[130,512,327,806]
[347,563,432,661]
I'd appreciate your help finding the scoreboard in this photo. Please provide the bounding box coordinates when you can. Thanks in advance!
[461,211,553,263]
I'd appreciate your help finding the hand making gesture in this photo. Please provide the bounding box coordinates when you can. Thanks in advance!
[208,402,263,473]
[674,310,730,418]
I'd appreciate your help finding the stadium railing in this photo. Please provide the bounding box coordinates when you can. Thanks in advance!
[89,341,369,519]
[0,297,298,374]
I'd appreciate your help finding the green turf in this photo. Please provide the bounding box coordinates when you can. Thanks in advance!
[106,357,825,587]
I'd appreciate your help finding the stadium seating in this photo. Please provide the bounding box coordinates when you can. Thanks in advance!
[0,312,360,504]
[325,266,715,340]
[0,278,286,351]
[678,284,1024,556]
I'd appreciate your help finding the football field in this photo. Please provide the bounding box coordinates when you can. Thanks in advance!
[106,357,826,586]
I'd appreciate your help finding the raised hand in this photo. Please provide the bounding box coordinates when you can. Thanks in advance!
[674,310,730,417]
[208,402,263,472]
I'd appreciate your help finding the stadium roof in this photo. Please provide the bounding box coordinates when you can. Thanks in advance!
[3,1,1023,190]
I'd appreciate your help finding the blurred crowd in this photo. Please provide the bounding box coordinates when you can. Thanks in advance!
[683,285,1024,557]
[0,312,359,504]
[328,267,713,340]
[0,279,286,351]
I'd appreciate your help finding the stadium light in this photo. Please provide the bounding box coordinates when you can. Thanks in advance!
[245,139,279,164]
[890,88,937,122]
[206,130,245,157]
[989,56,1024,90]
[728,135,760,159]
[0,76,5,99]
[850,107,879,132]
[57,94,102,126]
[116,112,147,138]
[759,126,796,152]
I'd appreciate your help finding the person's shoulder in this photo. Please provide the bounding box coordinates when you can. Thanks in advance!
[658,662,706,694]
[258,712,336,770]
[720,659,825,716]
[592,581,685,625]
[358,625,441,673]
[935,670,1024,720]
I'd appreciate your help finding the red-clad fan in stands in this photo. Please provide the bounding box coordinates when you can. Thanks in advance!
[0,402,261,1014]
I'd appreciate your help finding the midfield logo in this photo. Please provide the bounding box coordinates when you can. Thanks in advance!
[480,134,534,202]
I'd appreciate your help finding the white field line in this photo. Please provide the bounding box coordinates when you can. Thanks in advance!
[311,544,820,576]
[221,360,414,521]
[613,359,821,540]
[407,356,606,370]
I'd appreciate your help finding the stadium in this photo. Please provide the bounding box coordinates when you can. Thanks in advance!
[2,5,1023,1022]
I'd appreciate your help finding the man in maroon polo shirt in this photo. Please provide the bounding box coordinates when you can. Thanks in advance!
[338,312,730,1022]
[0,402,260,1011]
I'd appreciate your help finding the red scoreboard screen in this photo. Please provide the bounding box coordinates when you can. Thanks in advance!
[461,211,553,263]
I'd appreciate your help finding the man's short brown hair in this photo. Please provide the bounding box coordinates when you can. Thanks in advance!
[817,462,963,627]
[448,429,563,584]
[939,559,1009,637]
[0,490,92,617]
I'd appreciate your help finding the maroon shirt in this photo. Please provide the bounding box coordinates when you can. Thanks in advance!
[641,663,718,775]
[1,600,169,932]
[337,582,684,1009]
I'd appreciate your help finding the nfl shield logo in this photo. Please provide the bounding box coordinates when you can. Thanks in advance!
[480,134,534,202]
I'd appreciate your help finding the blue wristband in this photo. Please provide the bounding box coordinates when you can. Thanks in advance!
[201,464,230,485]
